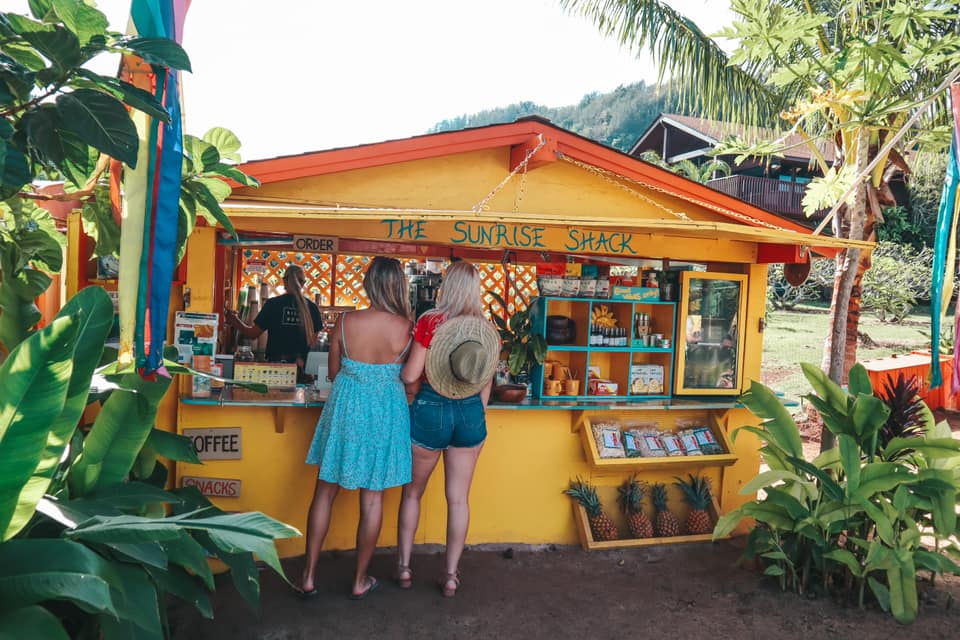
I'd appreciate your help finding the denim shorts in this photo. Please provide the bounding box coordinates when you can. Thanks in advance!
[410,383,487,450]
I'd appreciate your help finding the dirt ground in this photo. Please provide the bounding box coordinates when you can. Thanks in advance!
[169,541,960,640]
[169,411,960,640]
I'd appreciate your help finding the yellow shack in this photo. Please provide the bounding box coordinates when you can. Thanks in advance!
[69,117,866,555]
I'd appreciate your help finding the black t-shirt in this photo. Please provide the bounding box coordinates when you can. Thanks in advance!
[254,293,322,363]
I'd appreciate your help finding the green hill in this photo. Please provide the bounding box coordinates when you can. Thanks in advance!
[428,81,679,153]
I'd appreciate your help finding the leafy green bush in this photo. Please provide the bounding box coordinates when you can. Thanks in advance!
[715,363,960,624]
[861,243,933,322]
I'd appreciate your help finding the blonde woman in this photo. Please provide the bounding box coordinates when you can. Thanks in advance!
[302,257,414,599]
[226,264,320,377]
[398,260,500,597]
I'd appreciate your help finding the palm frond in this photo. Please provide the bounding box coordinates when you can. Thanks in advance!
[560,0,781,127]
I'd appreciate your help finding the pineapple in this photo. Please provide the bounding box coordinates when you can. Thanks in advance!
[564,477,619,541]
[651,482,681,537]
[674,474,714,535]
[617,475,654,538]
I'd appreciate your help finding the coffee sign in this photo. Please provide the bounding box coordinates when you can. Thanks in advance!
[183,427,242,460]
[182,476,241,498]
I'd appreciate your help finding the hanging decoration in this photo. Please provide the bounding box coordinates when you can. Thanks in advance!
[929,83,960,390]
[113,0,191,375]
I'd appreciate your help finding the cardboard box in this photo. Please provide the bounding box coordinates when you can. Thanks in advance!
[589,379,619,396]
[630,364,664,394]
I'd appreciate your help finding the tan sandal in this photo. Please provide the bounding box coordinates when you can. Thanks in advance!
[395,564,413,589]
[440,571,460,598]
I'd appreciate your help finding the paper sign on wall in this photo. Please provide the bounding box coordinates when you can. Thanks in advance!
[174,311,219,364]
[183,427,242,460]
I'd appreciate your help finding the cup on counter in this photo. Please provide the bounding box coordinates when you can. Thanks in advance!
[544,379,563,396]
[542,361,555,379]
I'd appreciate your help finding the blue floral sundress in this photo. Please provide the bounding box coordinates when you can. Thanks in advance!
[305,314,412,490]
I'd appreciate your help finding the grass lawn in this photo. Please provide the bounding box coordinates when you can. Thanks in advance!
[760,305,943,401]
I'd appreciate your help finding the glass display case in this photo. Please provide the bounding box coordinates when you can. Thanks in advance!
[675,272,747,395]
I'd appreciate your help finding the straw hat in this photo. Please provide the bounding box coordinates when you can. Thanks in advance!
[426,315,501,399]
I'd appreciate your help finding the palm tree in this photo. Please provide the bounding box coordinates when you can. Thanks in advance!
[638,151,731,183]
[562,0,960,450]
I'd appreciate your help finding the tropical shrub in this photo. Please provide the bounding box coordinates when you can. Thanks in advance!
[0,288,291,639]
[860,243,934,322]
[715,363,960,624]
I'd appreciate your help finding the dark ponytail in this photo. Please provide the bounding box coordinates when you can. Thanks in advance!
[284,265,315,347]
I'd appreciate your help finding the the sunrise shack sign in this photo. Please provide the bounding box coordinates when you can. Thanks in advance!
[380,219,641,256]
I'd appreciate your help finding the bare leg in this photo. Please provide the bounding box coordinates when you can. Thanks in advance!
[353,489,383,596]
[442,444,483,583]
[302,479,340,593]
[397,445,442,573]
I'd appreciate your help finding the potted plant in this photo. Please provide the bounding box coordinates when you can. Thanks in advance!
[487,291,547,383]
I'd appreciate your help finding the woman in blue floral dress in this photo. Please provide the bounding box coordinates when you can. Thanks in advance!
[302,257,413,599]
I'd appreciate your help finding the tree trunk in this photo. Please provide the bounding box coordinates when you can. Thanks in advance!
[841,219,877,378]
[819,130,871,453]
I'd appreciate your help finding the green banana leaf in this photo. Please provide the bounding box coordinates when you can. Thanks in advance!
[887,551,919,624]
[145,564,214,619]
[0,539,117,615]
[11,287,113,538]
[0,314,79,540]
[737,381,803,459]
[0,606,69,640]
[70,366,175,496]
[97,562,163,640]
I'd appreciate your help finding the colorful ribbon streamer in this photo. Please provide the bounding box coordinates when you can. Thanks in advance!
[929,84,960,389]
[114,0,190,375]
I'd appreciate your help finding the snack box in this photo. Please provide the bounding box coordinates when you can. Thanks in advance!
[630,364,665,395]
[589,379,619,396]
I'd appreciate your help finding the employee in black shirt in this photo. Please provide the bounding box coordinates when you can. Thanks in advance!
[226,265,322,374]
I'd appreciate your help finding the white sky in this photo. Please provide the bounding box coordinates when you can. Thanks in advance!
[8,0,733,160]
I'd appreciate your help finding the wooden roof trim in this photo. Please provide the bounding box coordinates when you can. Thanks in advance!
[550,134,814,235]
[238,118,814,236]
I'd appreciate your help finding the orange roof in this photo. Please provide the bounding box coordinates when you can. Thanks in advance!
[238,117,822,238]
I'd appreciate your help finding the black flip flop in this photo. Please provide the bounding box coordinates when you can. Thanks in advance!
[349,576,380,600]
[297,587,319,599]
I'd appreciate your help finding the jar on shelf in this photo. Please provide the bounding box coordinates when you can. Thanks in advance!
[236,345,255,362]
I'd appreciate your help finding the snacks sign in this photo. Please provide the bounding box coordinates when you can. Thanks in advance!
[182,476,241,498]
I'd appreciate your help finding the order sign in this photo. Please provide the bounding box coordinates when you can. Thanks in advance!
[293,235,338,253]
[183,427,242,460]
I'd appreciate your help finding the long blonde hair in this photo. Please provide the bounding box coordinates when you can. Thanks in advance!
[283,265,315,347]
[364,256,412,318]
[432,260,483,319]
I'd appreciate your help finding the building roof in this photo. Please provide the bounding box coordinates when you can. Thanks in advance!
[234,117,860,257]
[630,113,836,165]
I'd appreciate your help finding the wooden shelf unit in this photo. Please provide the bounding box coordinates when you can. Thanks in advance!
[572,497,726,551]
[573,410,737,471]
[530,296,677,400]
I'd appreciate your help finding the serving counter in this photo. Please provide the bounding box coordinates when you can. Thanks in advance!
[178,386,764,557]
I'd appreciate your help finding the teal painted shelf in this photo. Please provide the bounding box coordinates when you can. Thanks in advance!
[529,296,678,400]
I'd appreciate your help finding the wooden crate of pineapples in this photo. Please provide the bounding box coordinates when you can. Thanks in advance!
[564,474,725,550]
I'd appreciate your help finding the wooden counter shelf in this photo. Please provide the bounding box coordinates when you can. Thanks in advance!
[573,411,738,471]
[572,497,725,551]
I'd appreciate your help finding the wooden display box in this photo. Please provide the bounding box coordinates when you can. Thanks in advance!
[574,411,737,471]
[572,496,724,551]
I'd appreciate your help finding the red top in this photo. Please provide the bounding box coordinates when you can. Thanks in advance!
[414,312,446,349]
[414,312,446,384]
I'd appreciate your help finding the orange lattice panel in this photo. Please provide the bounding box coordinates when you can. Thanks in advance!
[478,263,538,319]
[239,250,372,308]
[335,255,371,308]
